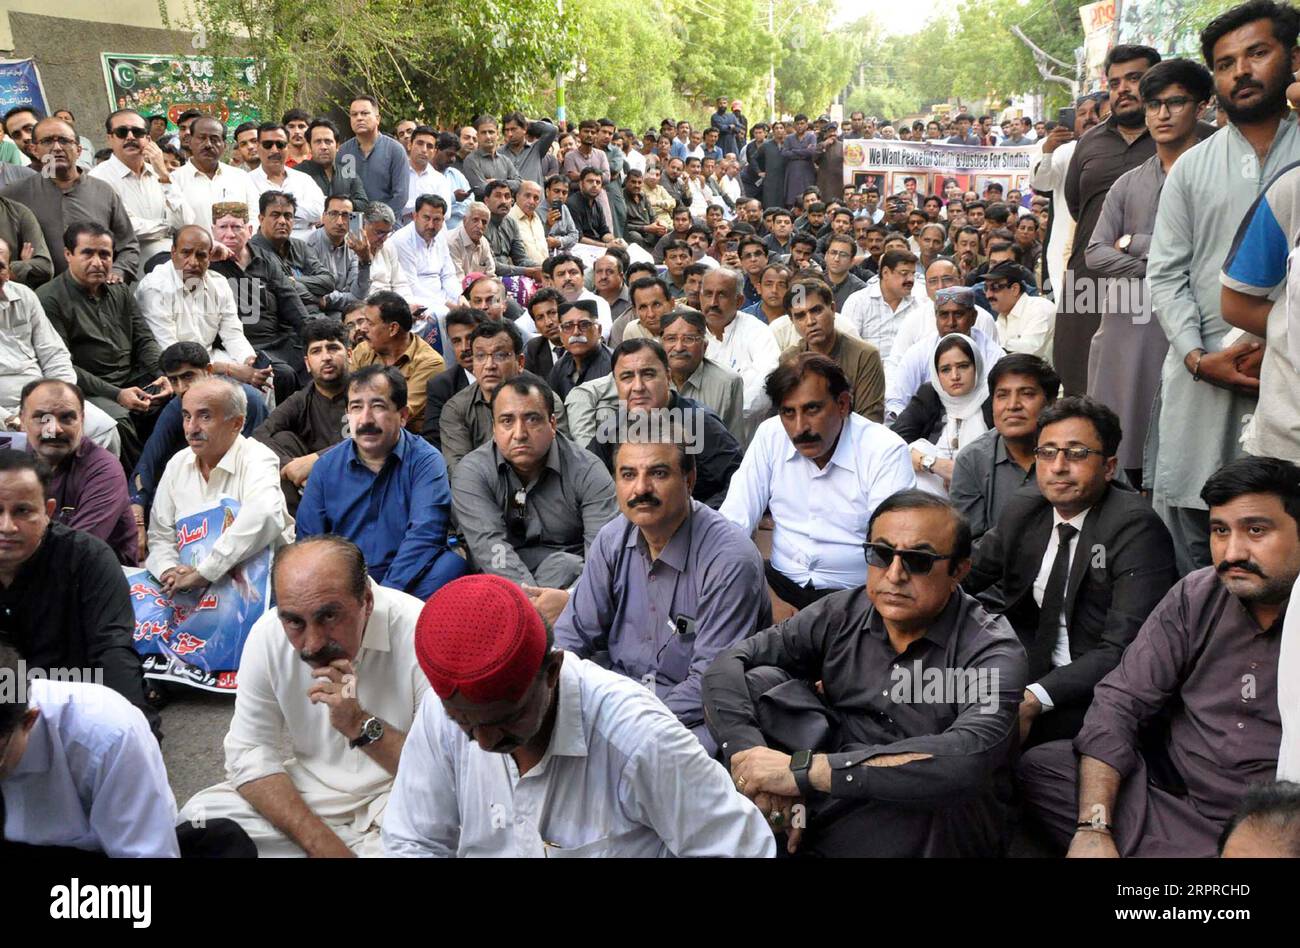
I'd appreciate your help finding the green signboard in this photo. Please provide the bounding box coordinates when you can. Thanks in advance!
[101,53,261,131]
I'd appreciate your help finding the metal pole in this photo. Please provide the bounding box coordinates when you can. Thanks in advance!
[768,0,776,122]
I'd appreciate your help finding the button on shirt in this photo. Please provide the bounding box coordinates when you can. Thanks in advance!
[841,276,931,361]
[170,160,261,233]
[554,502,769,751]
[1026,508,1090,709]
[222,581,428,826]
[998,292,1056,362]
[405,163,451,220]
[1,679,178,857]
[720,413,916,588]
[249,165,326,234]
[381,653,775,857]
[134,264,256,364]
[390,219,462,312]
[88,154,194,260]
[0,278,77,416]
[144,435,293,583]
[295,429,459,599]
[705,312,781,433]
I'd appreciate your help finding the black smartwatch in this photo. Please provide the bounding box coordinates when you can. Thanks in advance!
[790,749,815,796]
[349,715,384,749]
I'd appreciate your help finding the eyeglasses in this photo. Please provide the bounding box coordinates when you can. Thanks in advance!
[323,210,351,219]
[1033,445,1106,463]
[260,140,289,150]
[36,136,77,148]
[111,126,149,140]
[472,350,516,365]
[864,542,953,575]
[1142,96,1196,115]
[560,319,594,333]
[662,333,704,346]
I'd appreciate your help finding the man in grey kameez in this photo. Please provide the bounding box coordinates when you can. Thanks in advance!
[1086,58,1216,485]
[1147,5,1300,574]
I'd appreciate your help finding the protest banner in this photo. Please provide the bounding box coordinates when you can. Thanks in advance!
[102,52,261,131]
[0,58,48,116]
[841,139,1038,204]
[125,499,272,694]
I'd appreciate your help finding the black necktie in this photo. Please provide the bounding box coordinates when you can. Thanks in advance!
[1033,522,1078,675]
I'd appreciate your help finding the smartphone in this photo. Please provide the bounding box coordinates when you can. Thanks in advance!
[725,239,739,254]
[1057,107,1076,131]
[348,212,362,239]
[144,383,162,395]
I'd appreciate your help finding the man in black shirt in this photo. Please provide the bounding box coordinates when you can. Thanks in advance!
[703,490,1027,856]
[566,166,622,248]
[0,450,159,738]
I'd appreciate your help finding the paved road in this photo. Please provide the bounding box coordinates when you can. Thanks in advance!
[158,688,234,807]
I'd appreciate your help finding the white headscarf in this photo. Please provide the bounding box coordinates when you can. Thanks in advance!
[928,332,989,454]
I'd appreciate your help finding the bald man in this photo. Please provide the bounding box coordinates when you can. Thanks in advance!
[179,535,428,857]
[382,574,775,857]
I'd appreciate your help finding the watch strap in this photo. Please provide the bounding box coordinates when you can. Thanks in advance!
[790,749,815,796]
[349,716,381,749]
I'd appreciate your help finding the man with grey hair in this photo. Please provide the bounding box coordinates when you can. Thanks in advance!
[446,201,496,282]
[699,267,780,441]
[146,375,293,601]
[178,534,429,856]
[357,201,414,300]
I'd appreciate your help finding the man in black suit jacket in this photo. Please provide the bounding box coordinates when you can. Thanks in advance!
[963,396,1176,748]
[523,287,567,378]
[423,307,484,448]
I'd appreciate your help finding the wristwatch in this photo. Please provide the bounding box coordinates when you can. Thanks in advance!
[790,749,815,796]
[1117,233,1133,251]
[922,454,938,474]
[349,715,384,749]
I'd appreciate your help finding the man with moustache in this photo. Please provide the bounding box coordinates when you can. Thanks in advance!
[422,306,483,450]
[88,108,193,264]
[179,535,430,857]
[548,299,612,401]
[170,115,262,233]
[660,308,745,440]
[297,365,465,600]
[720,353,914,609]
[20,380,137,564]
[1018,456,1300,857]
[555,420,765,754]
[253,319,351,509]
[1148,0,1300,575]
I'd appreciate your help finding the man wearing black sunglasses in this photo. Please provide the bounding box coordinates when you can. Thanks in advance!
[89,109,194,265]
[963,396,1176,750]
[249,123,326,236]
[704,489,1028,857]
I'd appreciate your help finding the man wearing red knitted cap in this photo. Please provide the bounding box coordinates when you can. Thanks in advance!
[382,573,775,857]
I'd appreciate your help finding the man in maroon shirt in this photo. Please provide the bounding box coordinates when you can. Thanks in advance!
[20,379,137,565]
[1018,455,1299,857]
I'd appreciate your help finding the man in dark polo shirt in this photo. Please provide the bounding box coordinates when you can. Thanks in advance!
[0,449,159,738]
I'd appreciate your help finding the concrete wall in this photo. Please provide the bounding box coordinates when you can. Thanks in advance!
[2,2,210,154]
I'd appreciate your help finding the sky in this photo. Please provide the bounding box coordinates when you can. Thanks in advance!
[831,0,940,34]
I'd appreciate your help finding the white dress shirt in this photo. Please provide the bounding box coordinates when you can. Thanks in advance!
[887,304,998,375]
[1027,507,1091,709]
[1,679,179,857]
[134,264,256,364]
[405,163,451,219]
[367,239,414,300]
[381,652,775,857]
[998,292,1057,363]
[0,279,75,414]
[705,312,781,434]
[841,276,932,362]
[249,165,326,234]
[390,222,460,316]
[720,413,917,589]
[89,154,194,260]
[145,434,293,582]
[170,160,261,233]
[179,582,427,840]
[885,327,1006,418]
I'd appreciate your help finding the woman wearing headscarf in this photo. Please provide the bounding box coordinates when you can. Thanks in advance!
[891,333,992,494]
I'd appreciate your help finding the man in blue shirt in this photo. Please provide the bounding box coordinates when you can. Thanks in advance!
[296,364,466,600]
[335,96,409,220]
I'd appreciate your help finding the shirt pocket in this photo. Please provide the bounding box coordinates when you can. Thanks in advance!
[543,836,614,858]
